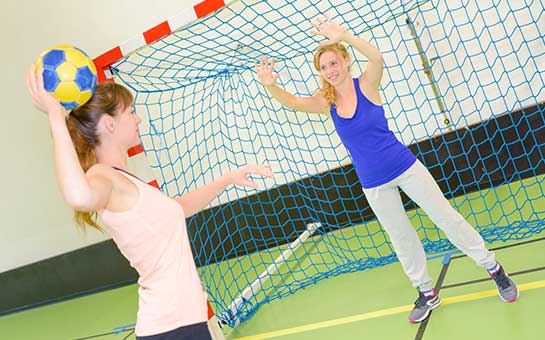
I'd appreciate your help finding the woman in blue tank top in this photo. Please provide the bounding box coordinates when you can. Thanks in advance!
[255,15,518,323]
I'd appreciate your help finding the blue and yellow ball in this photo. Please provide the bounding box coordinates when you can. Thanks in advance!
[35,45,98,110]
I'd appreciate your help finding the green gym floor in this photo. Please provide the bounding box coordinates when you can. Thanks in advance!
[2,175,544,339]
[1,230,544,340]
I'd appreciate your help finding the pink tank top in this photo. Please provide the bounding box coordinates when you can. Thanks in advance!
[98,169,208,336]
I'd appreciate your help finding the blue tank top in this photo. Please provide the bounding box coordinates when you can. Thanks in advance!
[330,78,416,188]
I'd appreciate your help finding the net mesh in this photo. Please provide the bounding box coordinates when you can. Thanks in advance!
[112,0,545,325]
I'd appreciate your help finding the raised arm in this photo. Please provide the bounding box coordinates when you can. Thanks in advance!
[26,66,112,212]
[255,56,329,115]
[311,15,384,90]
[175,164,274,217]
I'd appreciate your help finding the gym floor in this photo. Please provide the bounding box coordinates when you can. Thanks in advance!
[1,231,544,340]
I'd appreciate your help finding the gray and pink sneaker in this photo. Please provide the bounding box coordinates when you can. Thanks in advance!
[489,263,519,303]
[408,289,441,323]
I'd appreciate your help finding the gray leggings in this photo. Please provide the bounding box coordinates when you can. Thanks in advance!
[363,160,496,291]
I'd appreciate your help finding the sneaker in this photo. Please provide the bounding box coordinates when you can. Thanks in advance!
[489,263,519,302]
[408,289,441,323]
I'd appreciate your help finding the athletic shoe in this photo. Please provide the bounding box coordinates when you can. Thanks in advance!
[408,289,441,323]
[489,263,519,302]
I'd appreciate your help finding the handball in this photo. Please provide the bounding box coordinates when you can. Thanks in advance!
[35,45,97,110]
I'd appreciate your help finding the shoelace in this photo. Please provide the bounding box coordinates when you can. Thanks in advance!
[492,270,511,289]
[414,293,433,307]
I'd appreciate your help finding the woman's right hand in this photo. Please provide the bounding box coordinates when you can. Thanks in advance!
[26,65,66,120]
[255,56,279,87]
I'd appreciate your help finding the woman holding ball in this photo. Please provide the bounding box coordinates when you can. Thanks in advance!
[26,65,274,339]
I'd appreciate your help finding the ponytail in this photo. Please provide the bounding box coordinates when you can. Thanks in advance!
[65,82,133,232]
[66,115,101,232]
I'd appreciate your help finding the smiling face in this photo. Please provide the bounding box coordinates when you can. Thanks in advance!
[313,43,352,88]
[318,50,351,86]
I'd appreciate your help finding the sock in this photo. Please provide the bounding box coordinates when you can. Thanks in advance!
[487,262,500,274]
[420,288,435,296]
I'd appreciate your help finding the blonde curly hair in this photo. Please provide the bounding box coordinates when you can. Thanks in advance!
[313,42,351,106]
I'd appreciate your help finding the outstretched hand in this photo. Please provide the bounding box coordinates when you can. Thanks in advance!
[255,56,279,87]
[26,65,66,119]
[310,14,349,46]
[228,164,274,189]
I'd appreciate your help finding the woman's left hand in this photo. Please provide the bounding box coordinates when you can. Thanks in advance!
[310,14,348,45]
[228,164,274,188]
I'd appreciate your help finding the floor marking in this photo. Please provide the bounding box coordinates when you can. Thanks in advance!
[233,279,545,340]
[415,261,450,340]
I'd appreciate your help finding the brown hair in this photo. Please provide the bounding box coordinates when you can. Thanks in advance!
[313,42,351,106]
[66,82,133,231]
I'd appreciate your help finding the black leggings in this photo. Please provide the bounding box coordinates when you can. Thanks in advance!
[136,322,212,340]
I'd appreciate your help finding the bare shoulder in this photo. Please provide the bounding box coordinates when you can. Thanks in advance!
[86,164,134,190]
[86,163,115,181]
[84,164,117,196]
[357,75,383,106]
[86,164,139,212]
